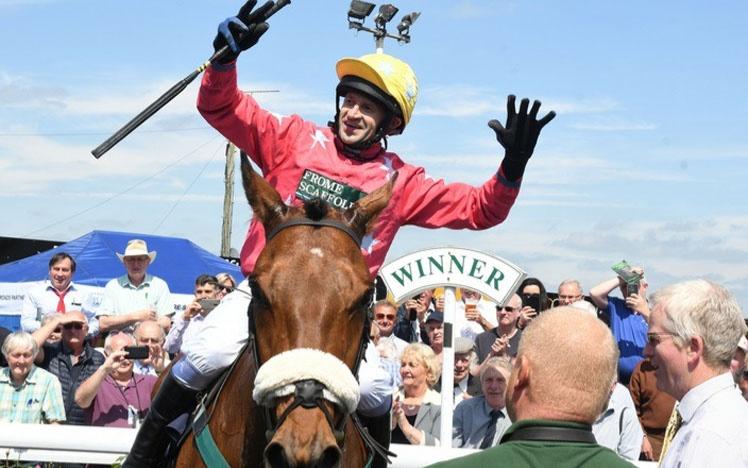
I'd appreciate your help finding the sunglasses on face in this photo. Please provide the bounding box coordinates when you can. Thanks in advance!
[63,322,84,330]
[496,306,517,312]
[220,285,233,292]
[375,313,396,321]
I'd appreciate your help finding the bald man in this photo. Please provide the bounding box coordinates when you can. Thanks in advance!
[430,308,635,467]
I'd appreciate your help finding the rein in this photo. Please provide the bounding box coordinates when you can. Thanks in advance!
[245,211,388,462]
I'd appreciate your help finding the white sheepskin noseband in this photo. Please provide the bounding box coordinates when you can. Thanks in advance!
[252,348,360,414]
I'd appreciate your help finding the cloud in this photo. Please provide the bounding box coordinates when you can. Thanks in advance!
[418,85,621,118]
[569,117,658,131]
[388,214,748,315]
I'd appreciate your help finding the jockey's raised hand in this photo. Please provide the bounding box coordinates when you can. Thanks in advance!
[213,0,272,64]
[489,95,556,181]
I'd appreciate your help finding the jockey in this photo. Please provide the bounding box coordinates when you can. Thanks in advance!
[124,1,555,465]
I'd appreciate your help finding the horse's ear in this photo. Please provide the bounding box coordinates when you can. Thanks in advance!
[240,151,288,227]
[344,171,398,236]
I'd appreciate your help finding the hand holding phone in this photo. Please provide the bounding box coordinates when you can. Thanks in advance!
[124,345,150,360]
[198,298,221,313]
[521,293,541,312]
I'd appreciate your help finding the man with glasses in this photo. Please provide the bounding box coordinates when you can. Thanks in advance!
[645,279,748,467]
[32,310,106,426]
[557,279,584,306]
[97,239,172,333]
[165,275,221,356]
[475,293,524,364]
[133,320,169,376]
[372,300,408,359]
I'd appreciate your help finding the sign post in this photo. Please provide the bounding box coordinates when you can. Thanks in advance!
[380,247,526,447]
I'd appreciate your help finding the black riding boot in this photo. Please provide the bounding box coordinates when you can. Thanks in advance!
[122,371,199,468]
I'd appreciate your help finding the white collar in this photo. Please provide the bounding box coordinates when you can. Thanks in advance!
[678,372,734,423]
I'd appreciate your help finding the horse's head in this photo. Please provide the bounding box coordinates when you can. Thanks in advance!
[240,154,395,467]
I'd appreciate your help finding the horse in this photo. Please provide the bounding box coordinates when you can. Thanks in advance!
[169,154,397,467]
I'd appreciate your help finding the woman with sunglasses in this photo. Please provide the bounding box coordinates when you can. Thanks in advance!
[215,272,237,300]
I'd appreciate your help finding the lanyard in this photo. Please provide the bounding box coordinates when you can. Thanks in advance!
[109,375,143,426]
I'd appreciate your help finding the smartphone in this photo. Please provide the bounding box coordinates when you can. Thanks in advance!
[407,294,422,321]
[522,293,541,312]
[124,345,150,360]
[627,283,639,298]
[198,299,221,313]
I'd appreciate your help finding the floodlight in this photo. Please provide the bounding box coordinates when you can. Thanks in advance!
[396,11,420,35]
[348,0,375,21]
[374,4,399,27]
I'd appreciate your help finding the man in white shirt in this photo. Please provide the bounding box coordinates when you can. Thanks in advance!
[456,288,497,342]
[164,275,220,356]
[21,252,100,336]
[372,300,409,358]
[645,279,748,467]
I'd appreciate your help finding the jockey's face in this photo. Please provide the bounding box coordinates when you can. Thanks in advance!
[338,91,386,146]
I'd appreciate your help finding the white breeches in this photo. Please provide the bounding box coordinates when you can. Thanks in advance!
[172,279,395,416]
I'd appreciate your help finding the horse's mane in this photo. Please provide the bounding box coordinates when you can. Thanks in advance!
[303,198,330,221]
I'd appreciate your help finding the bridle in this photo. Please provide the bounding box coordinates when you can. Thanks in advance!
[248,215,375,448]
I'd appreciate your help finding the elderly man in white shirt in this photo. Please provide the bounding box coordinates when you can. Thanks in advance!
[21,252,100,336]
[645,279,748,467]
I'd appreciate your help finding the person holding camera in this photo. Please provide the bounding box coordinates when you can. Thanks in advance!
[75,332,158,427]
[164,274,221,356]
[132,320,170,376]
[590,266,649,385]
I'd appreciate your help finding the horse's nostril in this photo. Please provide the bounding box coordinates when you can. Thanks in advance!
[318,446,341,468]
[265,442,291,468]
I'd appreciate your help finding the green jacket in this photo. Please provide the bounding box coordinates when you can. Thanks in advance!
[427,419,636,468]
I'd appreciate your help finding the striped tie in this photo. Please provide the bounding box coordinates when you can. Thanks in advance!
[658,405,682,466]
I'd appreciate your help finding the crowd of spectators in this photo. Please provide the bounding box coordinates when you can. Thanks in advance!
[2,243,747,466]
[0,239,237,436]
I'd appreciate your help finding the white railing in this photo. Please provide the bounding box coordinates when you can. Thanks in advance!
[0,423,657,467]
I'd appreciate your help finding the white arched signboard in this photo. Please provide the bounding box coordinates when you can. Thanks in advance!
[379,247,526,447]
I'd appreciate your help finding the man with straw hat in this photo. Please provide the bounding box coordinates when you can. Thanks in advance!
[97,239,172,333]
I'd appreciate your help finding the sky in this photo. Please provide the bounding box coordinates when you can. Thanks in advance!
[2,1,747,316]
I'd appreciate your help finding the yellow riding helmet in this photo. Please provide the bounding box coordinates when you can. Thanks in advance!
[336,53,418,134]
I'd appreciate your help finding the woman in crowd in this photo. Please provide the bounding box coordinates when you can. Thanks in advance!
[391,343,442,446]
[215,272,237,300]
[0,332,65,424]
[519,277,550,313]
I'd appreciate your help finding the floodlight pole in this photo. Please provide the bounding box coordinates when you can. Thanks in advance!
[347,3,418,53]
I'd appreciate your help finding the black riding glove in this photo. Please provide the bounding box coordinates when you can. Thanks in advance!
[489,95,556,182]
[213,0,272,64]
